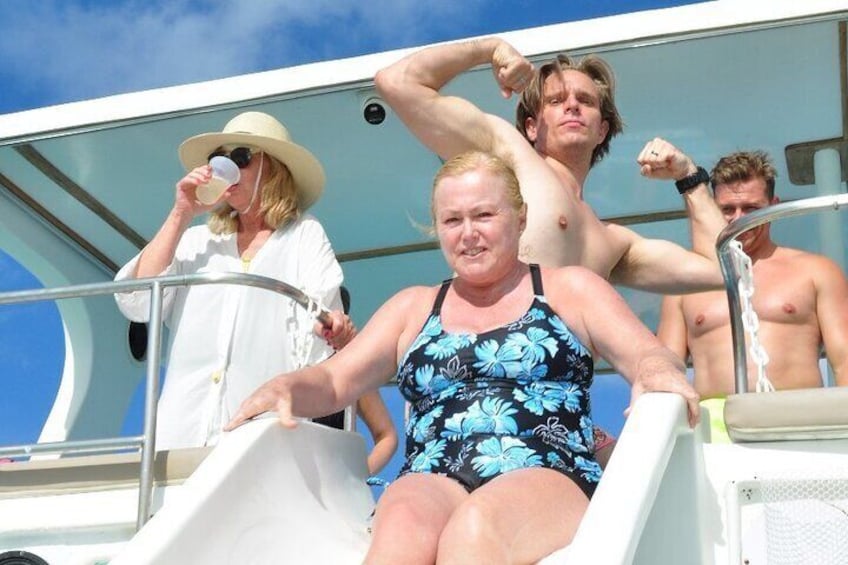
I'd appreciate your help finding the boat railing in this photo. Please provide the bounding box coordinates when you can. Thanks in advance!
[716,192,848,395]
[0,272,335,531]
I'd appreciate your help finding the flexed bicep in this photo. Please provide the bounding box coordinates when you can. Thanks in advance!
[375,38,525,161]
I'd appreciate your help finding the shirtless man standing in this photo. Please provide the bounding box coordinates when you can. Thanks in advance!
[657,151,848,438]
[375,37,726,292]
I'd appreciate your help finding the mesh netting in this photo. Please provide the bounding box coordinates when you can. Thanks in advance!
[760,475,848,564]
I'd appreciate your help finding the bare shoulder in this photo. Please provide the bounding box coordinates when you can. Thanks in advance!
[364,285,441,348]
[602,221,637,241]
[485,116,580,194]
[380,284,444,355]
[806,253,848,287]
[382,285,440,314]
[486,115,549,177]
[542,264,611,297]
[777,246,846,280]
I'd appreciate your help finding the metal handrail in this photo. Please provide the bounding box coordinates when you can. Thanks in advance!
[716,193,848,394]
[0,271,333,530]
[0,272,332,326]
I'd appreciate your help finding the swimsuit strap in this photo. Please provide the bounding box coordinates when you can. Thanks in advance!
[431,277,453,316]
[433,264,539,315]
[529,263,543,296]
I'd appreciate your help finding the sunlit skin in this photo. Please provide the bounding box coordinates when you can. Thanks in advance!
[374,37,726,292]
[434,169,526,292]
[524,70,610,176]
[714,178,776,255]
[658,176,848,396]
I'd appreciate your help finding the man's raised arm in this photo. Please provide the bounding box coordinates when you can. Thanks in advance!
[637,138,727,261]
[375,37,534,161]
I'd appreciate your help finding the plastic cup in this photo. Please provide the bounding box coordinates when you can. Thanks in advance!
[197,156,240,204]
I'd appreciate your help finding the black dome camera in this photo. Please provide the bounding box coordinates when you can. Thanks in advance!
[362,97,386,125]
[0,550,49,565]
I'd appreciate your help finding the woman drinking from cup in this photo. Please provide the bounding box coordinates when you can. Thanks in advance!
[115,112,397,473]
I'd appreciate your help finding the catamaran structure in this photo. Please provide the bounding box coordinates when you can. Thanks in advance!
[1,1,847,563]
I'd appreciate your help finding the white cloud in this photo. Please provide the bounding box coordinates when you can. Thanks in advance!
[0,0,485,110]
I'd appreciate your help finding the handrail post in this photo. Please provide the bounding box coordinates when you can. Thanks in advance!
[343,404,357,432]
[717,246,748,395]
[137,280,164,530]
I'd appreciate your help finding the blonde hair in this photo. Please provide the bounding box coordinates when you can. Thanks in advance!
[431,151,524,224]
[207,154,300,233]
[516,53,623,168]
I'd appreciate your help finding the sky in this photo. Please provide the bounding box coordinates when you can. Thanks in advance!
[0,0,699,480]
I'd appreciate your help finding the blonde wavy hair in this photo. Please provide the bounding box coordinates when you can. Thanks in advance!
[207,153,299,233]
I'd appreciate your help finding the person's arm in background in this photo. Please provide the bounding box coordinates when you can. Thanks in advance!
[613,139,725,293]
[375,37,533,161]
[656,295,690,362]
[637,138,726,262]
[547,266,700,426]
[357,389,399,474]
[813,257,848,386]
[607,225,723,293]
[330,285,397,473]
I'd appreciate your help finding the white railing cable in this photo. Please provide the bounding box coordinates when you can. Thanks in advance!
[728,240,774,392]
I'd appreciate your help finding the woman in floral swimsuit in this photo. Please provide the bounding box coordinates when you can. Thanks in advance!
[228,151,700,564]
[397,263,600,498]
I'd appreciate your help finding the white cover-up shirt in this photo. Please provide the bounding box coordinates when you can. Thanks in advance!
[114,214,343,449]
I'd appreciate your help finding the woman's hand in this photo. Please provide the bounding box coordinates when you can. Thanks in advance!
[627,354,700,428]
[174,165,232,216]
[224,374,298,431]
[315,310,357,350]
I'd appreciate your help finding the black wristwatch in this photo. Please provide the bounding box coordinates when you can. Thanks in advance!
[675,166,709,194]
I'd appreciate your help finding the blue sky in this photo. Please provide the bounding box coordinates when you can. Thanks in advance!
[0,0,697,478]
[0,0,700,113]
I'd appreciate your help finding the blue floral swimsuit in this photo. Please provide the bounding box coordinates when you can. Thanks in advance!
[396,264,602,498]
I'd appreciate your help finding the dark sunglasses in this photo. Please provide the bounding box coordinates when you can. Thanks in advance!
[208,146,253,169]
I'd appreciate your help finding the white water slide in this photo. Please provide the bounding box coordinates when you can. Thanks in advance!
[3,388,846,563]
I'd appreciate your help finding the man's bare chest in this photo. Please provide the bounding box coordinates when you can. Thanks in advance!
[683,273,818,337]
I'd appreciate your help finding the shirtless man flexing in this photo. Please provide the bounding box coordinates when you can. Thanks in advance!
[375,37,726,293]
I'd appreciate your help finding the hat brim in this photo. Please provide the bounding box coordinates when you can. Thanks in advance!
[178,132,325,210]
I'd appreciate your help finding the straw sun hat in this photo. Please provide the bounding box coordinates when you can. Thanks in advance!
[178,111,326,210]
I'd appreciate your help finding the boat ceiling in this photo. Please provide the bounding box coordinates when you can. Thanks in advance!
[0,1,846,328]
